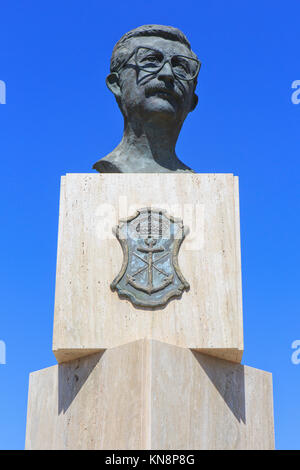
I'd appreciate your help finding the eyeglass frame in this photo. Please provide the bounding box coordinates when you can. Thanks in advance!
[115,46,201,82]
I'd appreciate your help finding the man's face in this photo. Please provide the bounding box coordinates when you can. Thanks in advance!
[111,36,198,125]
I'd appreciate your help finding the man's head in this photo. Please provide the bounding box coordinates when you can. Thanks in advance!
[106,25,200,127]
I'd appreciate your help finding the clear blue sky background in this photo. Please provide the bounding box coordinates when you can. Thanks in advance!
[0,0,299,450]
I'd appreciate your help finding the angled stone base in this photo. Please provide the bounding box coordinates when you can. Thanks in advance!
[26,340,274,450]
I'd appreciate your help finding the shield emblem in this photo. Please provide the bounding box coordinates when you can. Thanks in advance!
[111,208,189,307]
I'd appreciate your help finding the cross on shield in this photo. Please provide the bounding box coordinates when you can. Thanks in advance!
[111,208,190,307]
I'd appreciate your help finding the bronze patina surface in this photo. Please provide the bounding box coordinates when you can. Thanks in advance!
[93,25,200,173]
[111,208,189,307]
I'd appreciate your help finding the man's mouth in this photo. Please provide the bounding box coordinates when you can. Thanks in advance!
[145,87,181,102]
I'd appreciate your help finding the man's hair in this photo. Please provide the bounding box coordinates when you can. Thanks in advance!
[110,24,198,73]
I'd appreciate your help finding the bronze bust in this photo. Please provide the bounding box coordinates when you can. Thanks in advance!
[93,24,201,173]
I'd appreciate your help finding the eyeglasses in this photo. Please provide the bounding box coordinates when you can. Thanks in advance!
[117,46,201,82]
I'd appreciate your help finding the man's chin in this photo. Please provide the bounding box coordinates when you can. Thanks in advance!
[142,96,179,120]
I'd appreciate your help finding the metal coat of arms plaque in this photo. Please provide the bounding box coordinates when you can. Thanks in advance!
[111,208,189,307]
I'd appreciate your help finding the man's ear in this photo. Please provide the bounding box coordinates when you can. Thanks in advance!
[106,73,121,98]
[190,93,198,112]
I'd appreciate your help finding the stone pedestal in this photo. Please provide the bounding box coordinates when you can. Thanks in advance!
[53,173,243,363]
[25,340,274,450]
[25,173,275,449]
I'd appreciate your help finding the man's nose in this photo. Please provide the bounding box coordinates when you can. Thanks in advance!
[157,61,174,84]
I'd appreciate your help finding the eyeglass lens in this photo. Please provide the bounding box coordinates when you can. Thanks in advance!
[135,47,199,80]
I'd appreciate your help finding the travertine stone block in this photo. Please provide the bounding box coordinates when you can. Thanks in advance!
[26,340,274,450]
[53,174,243,363]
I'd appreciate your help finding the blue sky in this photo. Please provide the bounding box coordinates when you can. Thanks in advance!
[0,0,299,449]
